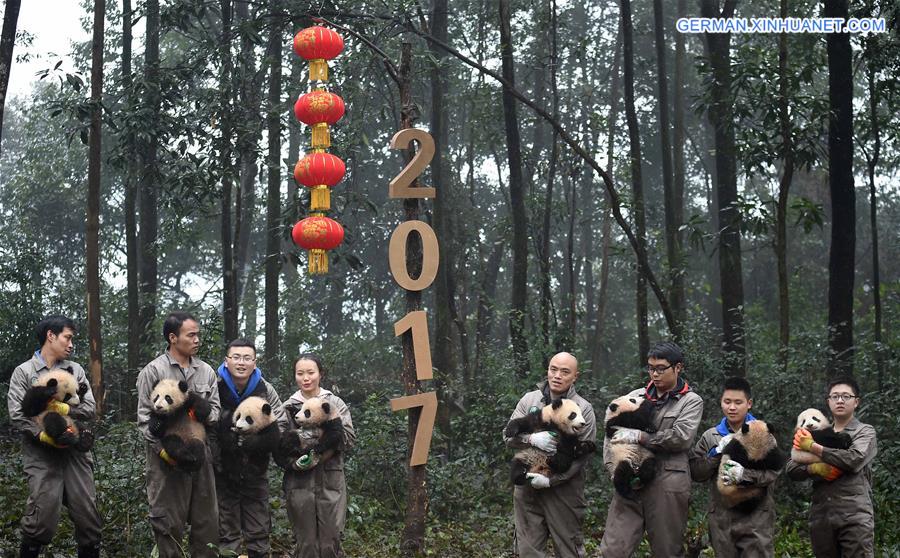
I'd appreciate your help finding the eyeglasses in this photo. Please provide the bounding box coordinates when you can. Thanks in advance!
[227,355,256,363]
[828,394,856,402]
[647,364,674,375]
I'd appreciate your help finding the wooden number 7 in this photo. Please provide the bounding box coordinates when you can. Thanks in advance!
[390,391,438,466]
[389,128,436,198]
[394,310,433,380]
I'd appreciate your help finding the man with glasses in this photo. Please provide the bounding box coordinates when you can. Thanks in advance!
[136,311,220,558]
[214,338,288,558]
[599,341,704,557]
[786,376,877,557]
[503,351,596,558]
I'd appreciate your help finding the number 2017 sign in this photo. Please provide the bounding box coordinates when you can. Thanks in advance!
[387,128,438,467]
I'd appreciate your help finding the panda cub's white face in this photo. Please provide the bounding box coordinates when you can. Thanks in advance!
[795,408,830,431]
[150,378,188,414]
[543,399,586,436]
[232,396,273,434]
[295,397,334,427]
[37,369,81,406]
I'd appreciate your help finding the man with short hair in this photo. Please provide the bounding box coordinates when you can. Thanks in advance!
[503,352,596,558]
[599,341,704,557]
[214,338,288,558]
[136,311,220,558]
[786,376,877,557]
[7,316,102,558]
[689,377,779,556]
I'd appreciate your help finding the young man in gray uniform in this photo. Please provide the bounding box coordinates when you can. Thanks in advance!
[214,338,288,558]
[7,316,102,558]
[690,377,779,556]
[136,311,221,558]
[786,376,877,557]
[599,341,704,558]
[503,351,596,558]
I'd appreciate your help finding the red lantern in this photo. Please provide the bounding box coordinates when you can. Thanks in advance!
[293,152,346,211]
[292,215,345,274]
[293,26,344,82]
[294,90,345,149]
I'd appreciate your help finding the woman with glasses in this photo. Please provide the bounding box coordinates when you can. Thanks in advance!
[786,376,877,557]
[214,338,288,558]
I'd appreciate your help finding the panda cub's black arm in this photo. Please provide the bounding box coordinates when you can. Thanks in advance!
[812,429,852,450]
[148,413,167,438]
[21,385,58,418]
[315,418,344,454]
[503,411,543,438]
[241,423,281,455]
[190,395,212,424]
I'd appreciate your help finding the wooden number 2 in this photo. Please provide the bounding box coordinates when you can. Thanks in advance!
[389,220,439,291]
[394,310,433,380]
[389,128,436,198]
[389,391,438,466]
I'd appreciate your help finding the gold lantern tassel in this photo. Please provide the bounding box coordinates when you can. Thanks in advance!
[311,123,331,149]
[308,249,329,275]
[310,185,331,211]
[309,59,329,81]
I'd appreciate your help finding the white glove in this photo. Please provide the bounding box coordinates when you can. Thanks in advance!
[713,434,734,456]
[526,473,551,489]
[721,459,745,485]
[528,431,558,454]
[610,427,644,445]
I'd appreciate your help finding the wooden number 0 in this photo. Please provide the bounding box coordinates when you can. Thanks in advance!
[389,128,436,198]
[389,391,438,466]
[389,220,439,291]
[394,310,433,380]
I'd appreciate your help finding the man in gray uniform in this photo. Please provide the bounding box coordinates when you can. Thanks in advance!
[136,311,220,558]
[599,341,704,557]
[503,351,596,558]
[7,315,102,558]
[690,377,779,557]
[214,338,288,558]
[786,376,877,557]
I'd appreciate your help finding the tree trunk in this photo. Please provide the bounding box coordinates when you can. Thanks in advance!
[866,46,883,388]
[622,0,649,366]
[263,0,283,375]
[590,20,621,375]
[0,0,21,152]
[700,0,746,376]
[775,0,794,374]
[122,0,140,377]
[219,0,238,342]
[672,0,687,324]
[85,0,105,414]
[138,0,161,360]
[653,0,683,338]
[824,0,855,376]
[396,43,429,557]
[499,0,529,376]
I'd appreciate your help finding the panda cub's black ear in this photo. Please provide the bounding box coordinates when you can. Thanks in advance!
[741,423,750,434]
[178,380,189,393]
[262,403,272,416]
[321,402,332,415]
[46,378,59,388]
[551,399,563,410]
[766,422,776,435]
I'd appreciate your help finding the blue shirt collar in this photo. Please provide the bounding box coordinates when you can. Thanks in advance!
[715,412,757,437]
[217,362,262,405]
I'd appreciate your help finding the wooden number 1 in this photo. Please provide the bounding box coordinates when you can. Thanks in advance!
[389,391,438,466]
[394,310,433,380]
[389,128,436,198]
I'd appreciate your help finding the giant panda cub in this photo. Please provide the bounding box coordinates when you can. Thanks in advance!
[279,397,344,461]
[503,398,596,486]
[604,394,657,499]
[148,378,212,471]
[231,396,281,452]
[791,408,852,465]
[716,420,785,513]
[21,368,94,451]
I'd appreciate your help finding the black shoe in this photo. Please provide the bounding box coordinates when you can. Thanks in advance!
[77,544,101,558]
[19,540,42,558]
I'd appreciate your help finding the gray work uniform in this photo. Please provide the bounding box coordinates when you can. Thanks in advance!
[689,423,779,557]
[215,372,288,558]
[6,355,102,548]
[785,417,877,558]
[136,352,221,558]
[599,384,704,558]
[503,382,597,558]
[282,388,355,558]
